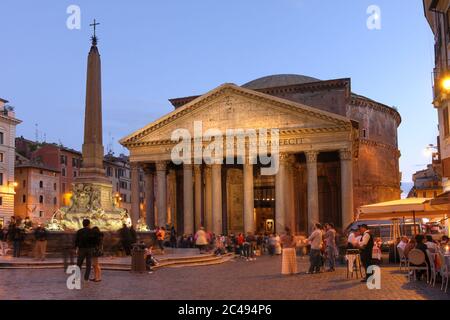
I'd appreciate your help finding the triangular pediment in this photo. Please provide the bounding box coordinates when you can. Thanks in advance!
[120,83,352,146]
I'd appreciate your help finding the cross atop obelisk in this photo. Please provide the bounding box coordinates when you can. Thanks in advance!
[90,19,100,46]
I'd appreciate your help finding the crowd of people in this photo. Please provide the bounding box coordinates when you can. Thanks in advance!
[5,215,450,284]
[0,216,48,259]
[396,233,449,281]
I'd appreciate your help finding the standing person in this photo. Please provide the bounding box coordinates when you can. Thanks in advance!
[274,234,282,255]
[91,226,104,283]
[130,225,138,245]
[0,224,7,256]
[12,224,25,258]
[34,224,48,261]
[156,227,166,254]
[357,224,374,283]
[236,233,245,255]
[170,226,177,248]
[195,227,208,253]
[268,234,276,256]
[347,228,359,249]
[119,223,132,256]
[281,227,298,275]
[244,232,256,261]
[75,219,95,282]
[306,223,323,274]
[324,223,337,272]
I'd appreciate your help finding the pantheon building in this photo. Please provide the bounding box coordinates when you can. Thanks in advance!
[121,74,401,236]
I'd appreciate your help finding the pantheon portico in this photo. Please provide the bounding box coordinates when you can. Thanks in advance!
[121,75,401,235]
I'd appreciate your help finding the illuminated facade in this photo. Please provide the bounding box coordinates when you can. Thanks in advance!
[0,98,21,225]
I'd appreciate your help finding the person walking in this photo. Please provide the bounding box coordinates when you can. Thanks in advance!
[119,223,132,256]
[194,227,208,253]
[306,223,323,274]
[357,224,374,283]
[156,227,166,254]
[281,227,298,275]
[91,226,104,283]
[324,223,337,272]
[34,224,48,261]
[75,219,95,282]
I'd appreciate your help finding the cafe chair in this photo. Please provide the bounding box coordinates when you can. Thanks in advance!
[397,247,408,272]
[407,249,429,283]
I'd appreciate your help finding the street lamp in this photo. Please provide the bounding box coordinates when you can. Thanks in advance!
[442,76,450,92]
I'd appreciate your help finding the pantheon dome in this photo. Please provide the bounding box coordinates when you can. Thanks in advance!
[242,74,321,90]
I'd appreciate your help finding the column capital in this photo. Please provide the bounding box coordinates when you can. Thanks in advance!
[279,152,296,164]
[305,151,319,163]
[339,149,353,161]
[155,161,168,172]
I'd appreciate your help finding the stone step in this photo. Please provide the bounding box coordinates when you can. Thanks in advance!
[0,253,234,271]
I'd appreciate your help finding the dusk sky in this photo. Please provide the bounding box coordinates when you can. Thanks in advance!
[0,0,436,184]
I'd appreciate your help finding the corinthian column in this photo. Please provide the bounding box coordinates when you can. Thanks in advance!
[155,161,168,228]
[183,164,194,235]
[143,167,155,229]
[340,149,354,229]
[204,165,213,232]
[275,153,289,233]
[306,151,319,232]
[130,163,141,227]
[243,157,255,234]
[286,157,296,233]
[194,165,202,231]
[211,164,222,235]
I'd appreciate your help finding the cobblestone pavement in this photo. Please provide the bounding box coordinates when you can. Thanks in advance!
[1,256,449,300]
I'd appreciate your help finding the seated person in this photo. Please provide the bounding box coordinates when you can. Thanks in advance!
[425,235,438,252]
[144,246,160,271]
[404,238,416,258]
[412,235,431,281]
[397,236,409,252]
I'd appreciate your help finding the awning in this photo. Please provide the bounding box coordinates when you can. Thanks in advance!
[357,198,448,221]
[429,191,450,207]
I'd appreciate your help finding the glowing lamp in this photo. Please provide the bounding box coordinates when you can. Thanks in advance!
[442,77,450,91]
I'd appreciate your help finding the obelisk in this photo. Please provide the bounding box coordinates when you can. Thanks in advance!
[78,21,109,185]
[51,21,131,232]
